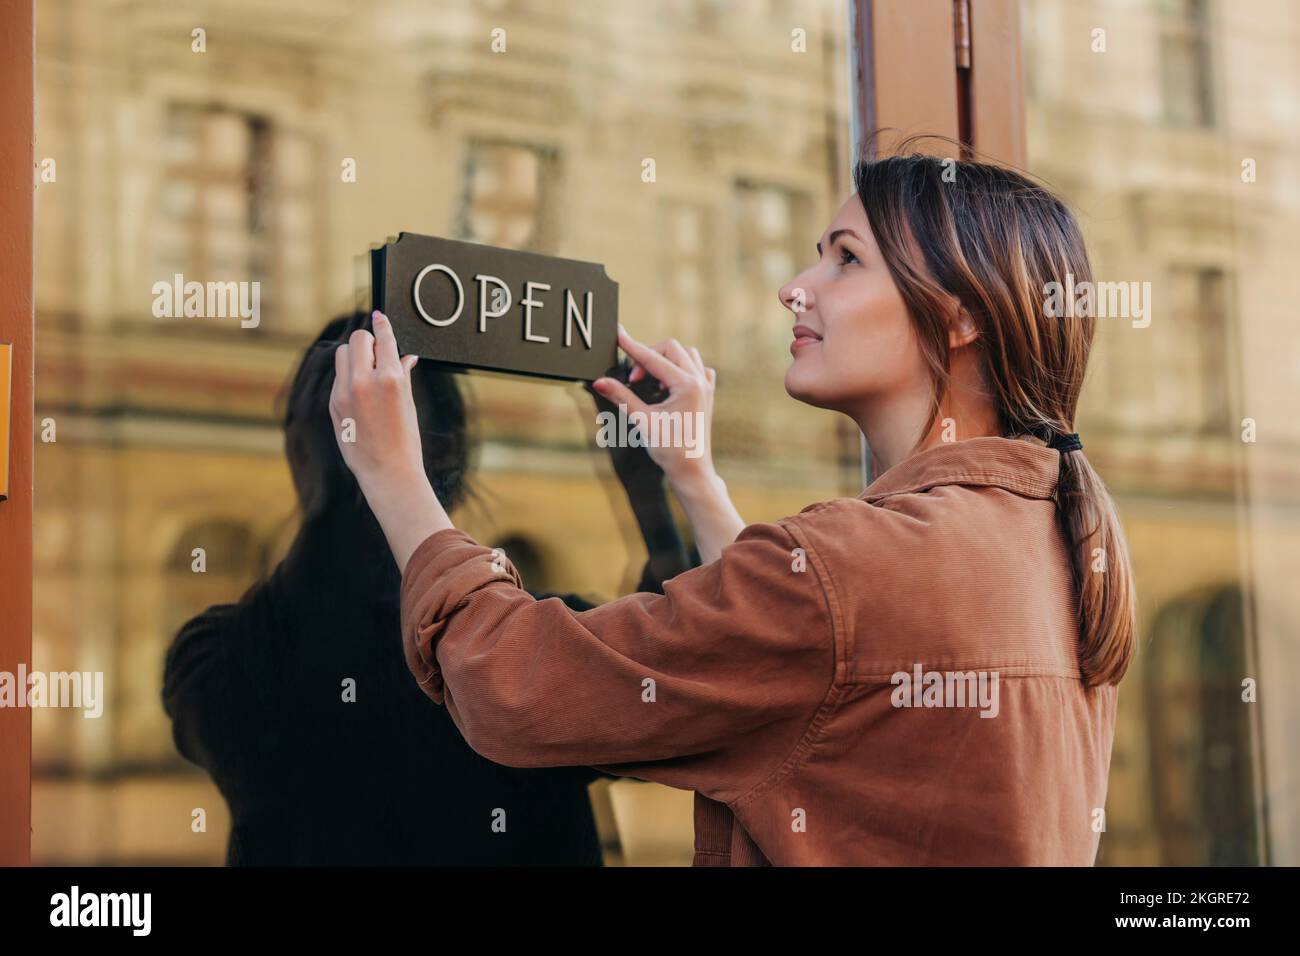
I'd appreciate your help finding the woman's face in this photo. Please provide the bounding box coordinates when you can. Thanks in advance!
[778,195,928,413]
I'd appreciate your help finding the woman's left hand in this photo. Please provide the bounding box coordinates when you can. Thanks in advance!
[329,311,427,504]
[330,311,452,572]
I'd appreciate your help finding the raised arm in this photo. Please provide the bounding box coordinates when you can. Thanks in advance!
[398,520,836,804]
[585,358,693,589]
[591,326,745,564]
[328,313,832,801]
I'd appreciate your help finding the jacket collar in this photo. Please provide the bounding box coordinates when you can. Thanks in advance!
[859,436,1061,503]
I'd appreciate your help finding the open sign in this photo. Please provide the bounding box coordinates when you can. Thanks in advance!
[371,233,619,381]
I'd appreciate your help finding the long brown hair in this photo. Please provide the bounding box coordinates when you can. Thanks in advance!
[854,142,1135,687]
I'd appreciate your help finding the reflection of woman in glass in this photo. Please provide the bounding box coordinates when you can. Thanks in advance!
[162,312,691,865]
[330,151,1137,866]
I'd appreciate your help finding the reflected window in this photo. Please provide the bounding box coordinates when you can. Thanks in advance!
[157,106,270,298]
[1144,585,1260,865]
[156,104,318,331]
[733,182,809,373]
[657,200,717,353]
[458,141,556,252]
[1158,0,1214,127]
[1174,265,1233,433]
[1106,265,1233,435]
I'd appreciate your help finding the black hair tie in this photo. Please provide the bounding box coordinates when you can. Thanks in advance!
[1048,432,1082,453]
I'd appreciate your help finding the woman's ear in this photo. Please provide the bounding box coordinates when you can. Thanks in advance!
[947,303,979,349]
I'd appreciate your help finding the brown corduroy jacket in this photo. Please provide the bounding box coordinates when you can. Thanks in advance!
[399,436,1119,865]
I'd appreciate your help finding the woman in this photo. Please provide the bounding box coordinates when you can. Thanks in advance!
[329,151,1136,866]
[162,312,692,865]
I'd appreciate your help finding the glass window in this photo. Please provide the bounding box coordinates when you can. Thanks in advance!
[1023,0,1300,866]
[32,0,854,864]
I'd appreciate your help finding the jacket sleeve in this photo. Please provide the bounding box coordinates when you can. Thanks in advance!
[398,522,837,805]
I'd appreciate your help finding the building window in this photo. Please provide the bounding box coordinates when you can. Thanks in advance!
[155,104,318,331]
[1178,265,1233,433]
[657,200,716,353]
[157,106,269,295]
[1158,0,1215,127]
[732,181,808,373]
[457,141,556,252]
[1107,264,1233,435]
[1144,585,1260,865]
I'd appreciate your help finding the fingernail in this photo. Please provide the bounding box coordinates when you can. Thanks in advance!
[592,378,608,390]
[373,310,388,326]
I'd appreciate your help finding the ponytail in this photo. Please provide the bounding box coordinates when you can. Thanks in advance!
[1055,447,1136,687]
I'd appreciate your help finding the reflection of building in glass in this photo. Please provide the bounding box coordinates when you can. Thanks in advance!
[1157,0,1214,127]
[157,103,319,324]
[1023,0,1300,865]
[1144,586,1259,865]
[656,200,716,352]
[30,0,1299,868]
[32,0,854,864]
[733,181,810,374]
[457,140,555,251]
[157,106,267,288]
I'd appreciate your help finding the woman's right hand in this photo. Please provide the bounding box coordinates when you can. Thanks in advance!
[592,325,719,497]
[593,327,745,563]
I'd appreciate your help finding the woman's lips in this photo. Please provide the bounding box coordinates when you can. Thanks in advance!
[790,325,822,354]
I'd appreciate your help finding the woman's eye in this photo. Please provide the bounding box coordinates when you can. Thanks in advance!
[838,247,859,266]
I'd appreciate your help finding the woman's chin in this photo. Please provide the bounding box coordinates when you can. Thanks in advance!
[784,362,824,407]
[785,361,851,413]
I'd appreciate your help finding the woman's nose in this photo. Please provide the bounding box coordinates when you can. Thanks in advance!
[778,279,813,315]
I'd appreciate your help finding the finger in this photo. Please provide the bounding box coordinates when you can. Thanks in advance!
[401,354,418,373]
[618,325,686,388]
[627,340,669,384]
[349,328,375,377]
[705,367,716,386]
[626,343,676,387]
[334,343,351,391]
[623,336,686,386]
[628,342,668,384]
[689,347,705,375]
[591,376,649,418]
[372,311,402,372]
[664,338,694,373]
